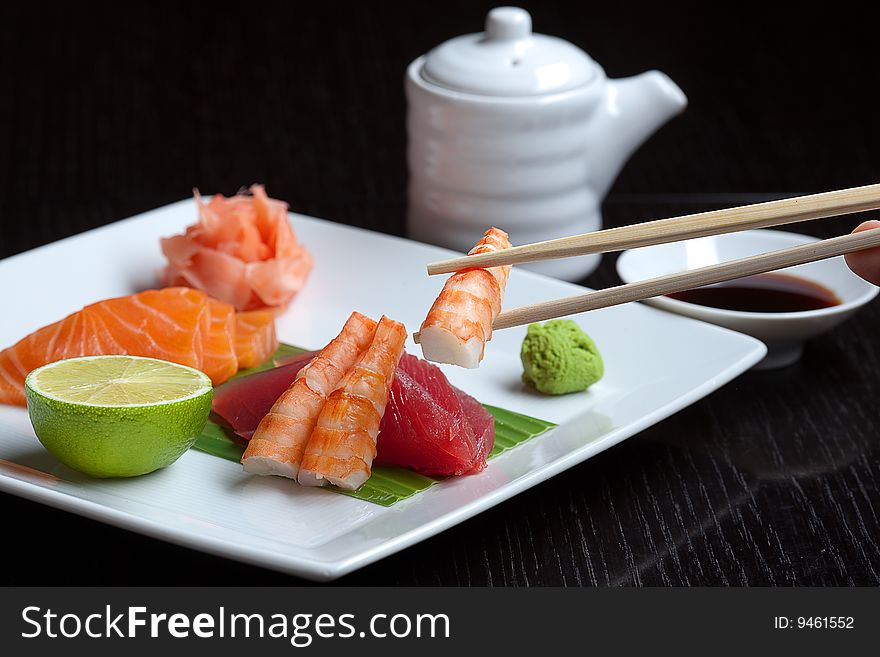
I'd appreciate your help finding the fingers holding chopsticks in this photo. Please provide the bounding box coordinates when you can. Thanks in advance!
[845,220,880,285]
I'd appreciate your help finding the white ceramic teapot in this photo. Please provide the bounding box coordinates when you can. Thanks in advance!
[405,6,687,280]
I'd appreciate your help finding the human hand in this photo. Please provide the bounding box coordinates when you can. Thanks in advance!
[844,220,880,285]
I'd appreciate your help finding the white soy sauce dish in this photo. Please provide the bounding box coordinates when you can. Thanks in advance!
[616,229,879,369]
[405,6,687,281]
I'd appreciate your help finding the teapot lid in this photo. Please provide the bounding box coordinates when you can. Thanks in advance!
[421,7,599,97]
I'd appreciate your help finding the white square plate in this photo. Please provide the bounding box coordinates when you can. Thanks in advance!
[0,201,765,580]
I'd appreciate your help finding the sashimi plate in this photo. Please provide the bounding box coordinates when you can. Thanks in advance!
[0,201,766,580]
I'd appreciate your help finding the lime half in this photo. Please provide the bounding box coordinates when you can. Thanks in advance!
[25,355,213,478]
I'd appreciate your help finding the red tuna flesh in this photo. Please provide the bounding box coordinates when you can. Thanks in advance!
[212,351,494,476]
[211,351,316,439]
[374,354,494,476]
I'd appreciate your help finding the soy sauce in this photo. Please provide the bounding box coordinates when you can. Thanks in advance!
[668,272,841,313]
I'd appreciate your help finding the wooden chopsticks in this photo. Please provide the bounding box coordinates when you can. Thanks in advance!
[426,183,880,275]
[492,228,880,330]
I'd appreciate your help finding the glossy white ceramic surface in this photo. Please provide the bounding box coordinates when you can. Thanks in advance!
[421,7,599,96]
[0,200,765,580]
[616,229,879,369]
[405,7,687,281]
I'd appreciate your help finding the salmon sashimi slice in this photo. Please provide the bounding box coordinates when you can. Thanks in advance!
[241,312,378,479]
[200,299,239,385]
[83,290,240,385]
[84,288,207,369]
[233,310,279,369]
[0,287,250,406]
[418,227,511,369]
[298,316,407,490]
[0,316,68,406]
[161,185,313,311]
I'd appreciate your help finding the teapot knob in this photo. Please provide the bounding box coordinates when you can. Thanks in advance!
[485,6,532,41]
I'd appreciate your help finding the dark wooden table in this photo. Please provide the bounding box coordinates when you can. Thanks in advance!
[2,0,879,586]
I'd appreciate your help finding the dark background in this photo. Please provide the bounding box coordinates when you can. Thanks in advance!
[2,0,879,585]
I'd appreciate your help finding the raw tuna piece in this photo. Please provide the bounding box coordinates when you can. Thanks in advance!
[375,354,493,475]
[211,351,315,439]
[212,352,495,475]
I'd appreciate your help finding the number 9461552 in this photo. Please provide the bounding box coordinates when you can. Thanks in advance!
[797,617,854,629]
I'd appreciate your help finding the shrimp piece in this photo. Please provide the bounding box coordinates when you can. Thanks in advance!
[241,311,378,479]
[418,227,511,368]
[298,316,407,490]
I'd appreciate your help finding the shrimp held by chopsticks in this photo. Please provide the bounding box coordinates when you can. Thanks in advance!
[298,316,407,490]
[417,227,511,368]
[241,311,378,479]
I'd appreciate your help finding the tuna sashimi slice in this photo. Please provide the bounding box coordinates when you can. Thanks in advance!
[212,351,316,439]
[211,351,495,476]
[454,383,494,471]
[375,354,494,475]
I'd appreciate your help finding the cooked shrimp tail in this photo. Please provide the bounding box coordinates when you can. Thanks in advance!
[418,227,511,368]
[241,311,378,478]
[297,316,407,490]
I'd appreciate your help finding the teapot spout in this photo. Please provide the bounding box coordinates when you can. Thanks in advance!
[589,70,687,198]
